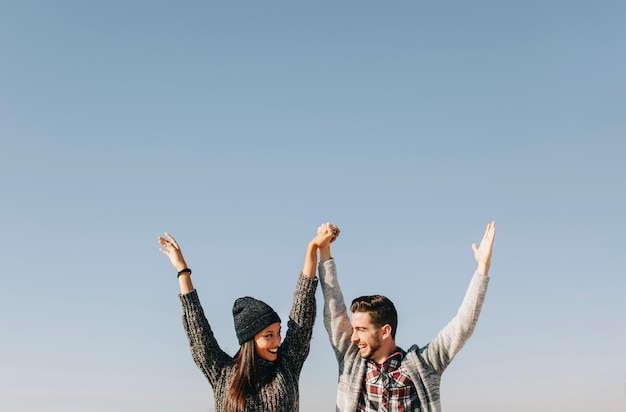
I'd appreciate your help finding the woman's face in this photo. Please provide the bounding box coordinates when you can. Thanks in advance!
[253,322,282,361]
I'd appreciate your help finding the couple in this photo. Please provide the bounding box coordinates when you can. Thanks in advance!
[157,221,497,412]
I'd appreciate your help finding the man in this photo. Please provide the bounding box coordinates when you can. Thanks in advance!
[318,221,496,412]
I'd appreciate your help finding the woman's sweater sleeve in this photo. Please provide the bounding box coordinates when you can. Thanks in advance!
[279,274,318,374]
[180,290,233,386]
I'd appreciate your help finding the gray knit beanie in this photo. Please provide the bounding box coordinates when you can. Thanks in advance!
[233,296,281,345]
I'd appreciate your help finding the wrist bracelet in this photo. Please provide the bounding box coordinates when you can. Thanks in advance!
[177,268,192,277]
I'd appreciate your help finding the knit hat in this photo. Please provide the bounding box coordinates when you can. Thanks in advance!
[233,296,281,345]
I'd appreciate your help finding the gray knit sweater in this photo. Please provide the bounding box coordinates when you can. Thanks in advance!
[180,274,318,411]
[319,259,489,412]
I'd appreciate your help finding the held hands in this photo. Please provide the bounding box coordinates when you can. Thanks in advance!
[157,232,188,272]
[472,221,496,276]
[316,222,339,262]
[302,223,339,278]
[315,222,340,248]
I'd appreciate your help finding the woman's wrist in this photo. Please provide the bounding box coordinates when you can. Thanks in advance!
[174,261,188,272]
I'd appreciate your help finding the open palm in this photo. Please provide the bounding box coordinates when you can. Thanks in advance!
[472,221,496,272]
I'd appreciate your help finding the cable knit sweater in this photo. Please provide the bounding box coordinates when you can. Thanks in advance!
[179,274,318,411]
[319,259,489,412]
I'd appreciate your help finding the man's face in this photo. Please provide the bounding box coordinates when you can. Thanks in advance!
[351,311,384,360]
[253,322,282,361]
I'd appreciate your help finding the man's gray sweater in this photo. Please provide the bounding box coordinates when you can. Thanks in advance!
[319,259,489,412]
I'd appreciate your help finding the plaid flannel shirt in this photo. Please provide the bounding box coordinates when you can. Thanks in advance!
[357,349,420,412]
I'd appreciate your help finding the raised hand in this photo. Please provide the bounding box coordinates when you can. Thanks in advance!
[472,221,496,275]
[317,222,339,262]
[157,232,188,272]
[316,222,341,248]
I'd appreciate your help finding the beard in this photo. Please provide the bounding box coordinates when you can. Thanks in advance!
[359,335,382,360]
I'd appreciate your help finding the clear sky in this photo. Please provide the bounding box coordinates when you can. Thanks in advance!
[1,1,625,411]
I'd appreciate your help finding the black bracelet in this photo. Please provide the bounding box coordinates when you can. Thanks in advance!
[177,268,192,277]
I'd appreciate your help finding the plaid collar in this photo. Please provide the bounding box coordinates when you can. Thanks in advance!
[367,349,403,369]
[365,349,404,382]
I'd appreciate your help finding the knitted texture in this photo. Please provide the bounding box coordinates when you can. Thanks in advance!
[233,296,281,345]
[180,274,318,411]
[319,259,489,412]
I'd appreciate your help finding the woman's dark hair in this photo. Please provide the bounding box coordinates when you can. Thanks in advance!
[224,340,259,412]
[350,295,398,339]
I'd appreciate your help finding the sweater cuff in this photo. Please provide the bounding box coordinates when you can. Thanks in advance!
[289,273,318,325]
[296,272,319,295]
[471,270,490,289]
[179,288,199,302]
[318,258,335,275]
[179,289,202,318]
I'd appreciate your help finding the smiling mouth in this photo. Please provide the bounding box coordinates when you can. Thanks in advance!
[268,348,278,354]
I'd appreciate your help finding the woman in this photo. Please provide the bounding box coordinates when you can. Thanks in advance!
[157,223,338,411]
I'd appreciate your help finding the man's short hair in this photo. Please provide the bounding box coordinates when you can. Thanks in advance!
[350,295,398,339]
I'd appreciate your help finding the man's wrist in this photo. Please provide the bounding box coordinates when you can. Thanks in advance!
[319,248,332,262]
[477,262,490,275]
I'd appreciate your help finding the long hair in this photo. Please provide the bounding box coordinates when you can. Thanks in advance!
[350,295,398,339]
[224,340,260,412]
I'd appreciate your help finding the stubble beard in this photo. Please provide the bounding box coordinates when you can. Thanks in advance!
[360,337,382,360]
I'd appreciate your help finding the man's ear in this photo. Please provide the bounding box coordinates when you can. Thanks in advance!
[381,324,393,340]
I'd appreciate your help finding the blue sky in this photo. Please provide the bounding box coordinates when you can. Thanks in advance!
[1,1,625,411]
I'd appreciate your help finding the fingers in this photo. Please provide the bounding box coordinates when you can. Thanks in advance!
[157,237,171,256]
[481,221,496,241]
[313,222,340,248]
[158,232,180,254]
[483,222,491,239]
[317,222,330,235]
[318,222,334,234]
[485,221,496,244]
[164,232,180,250]
[157,236,169,248]
[317,222,340,242]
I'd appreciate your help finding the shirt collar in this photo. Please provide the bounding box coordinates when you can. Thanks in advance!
[367,348,405,372]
